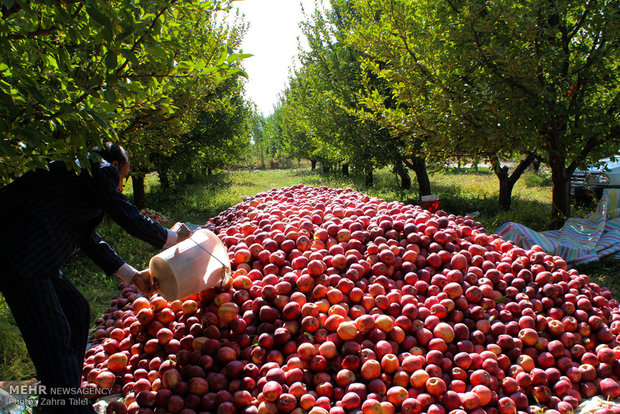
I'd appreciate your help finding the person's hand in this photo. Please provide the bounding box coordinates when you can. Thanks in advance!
[132,268,155,295]
[171,222,191,243]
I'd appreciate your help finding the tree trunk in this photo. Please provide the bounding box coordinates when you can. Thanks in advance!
[342,163,349,176]
[404,156,431,196]
[322,163,330,174]
[490,153,536,211]
[393,160,411,190]
[311,159,317,170]
[158,168,170,190]
[207,167,212,175]
[132,174,146,210]
[365,168,374,187]
[549,153,571,228]
[498,178,512,211]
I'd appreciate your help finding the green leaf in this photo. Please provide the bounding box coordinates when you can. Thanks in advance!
[87,6,112,29]
[227,68,248,78]
[176,60,194,72]
[215,47,228,66]
[88,110,110,130]
[103,88,116,104]
[102,26,113,43]
[0,79,11,93]
[120,49,139,66]
[3,0,15,9]
[201,66,218,74]
[58,48,71,70]
[116,24,135,43]
[147,44,168,60]
[105,51,117,70]
[195,59,206,71]
[68,27,79,43]
[45,55,58,70]
[27,85,44,103]
[226,52,253,64]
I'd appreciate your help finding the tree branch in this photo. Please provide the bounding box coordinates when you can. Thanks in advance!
[402,157,415,170]
[567,0,593,40]
[567,96,620,176]
[469,25,537,98]
[447,0,537,99]
[567,135,603,175]
[508,152,537,184]
[575,28,607,74]
[489,155,508,180]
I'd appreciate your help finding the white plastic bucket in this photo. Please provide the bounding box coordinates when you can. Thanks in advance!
[149,228,231,301]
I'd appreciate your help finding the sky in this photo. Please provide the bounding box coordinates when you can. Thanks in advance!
[230,0,318,116]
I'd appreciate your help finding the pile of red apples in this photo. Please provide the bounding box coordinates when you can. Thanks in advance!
[83,185,620,414]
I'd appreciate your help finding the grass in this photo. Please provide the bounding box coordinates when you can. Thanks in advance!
[1,166,618,380]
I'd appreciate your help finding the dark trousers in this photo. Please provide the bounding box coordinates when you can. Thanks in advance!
[0,270,96,414]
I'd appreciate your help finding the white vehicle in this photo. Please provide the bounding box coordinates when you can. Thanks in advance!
[570,154,620,204]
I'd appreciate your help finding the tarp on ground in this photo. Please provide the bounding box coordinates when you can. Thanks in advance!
[495,189,620,265]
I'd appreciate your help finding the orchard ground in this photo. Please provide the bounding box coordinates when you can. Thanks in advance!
[1,166,618,380]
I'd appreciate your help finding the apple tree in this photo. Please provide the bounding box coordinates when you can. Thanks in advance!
[115,6,250,205]
[285,0,419,188]
[172,76,252,180]
[350,0,619,222]
[0,0,247,185]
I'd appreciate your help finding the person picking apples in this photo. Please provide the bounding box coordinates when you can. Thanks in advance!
[0,142,191,414]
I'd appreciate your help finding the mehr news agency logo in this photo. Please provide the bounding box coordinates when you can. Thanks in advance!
[0,381,112,410]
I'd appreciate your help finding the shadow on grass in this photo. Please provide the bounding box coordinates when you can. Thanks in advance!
[424,182,552,232]
[292,168,560,228]
[575,256,620,298]
[436,167,494,176]
[147,173,235,224]
[290,168,553,232]
[290,168,410,197]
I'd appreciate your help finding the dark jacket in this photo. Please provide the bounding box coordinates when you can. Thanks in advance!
[0,160,168,278]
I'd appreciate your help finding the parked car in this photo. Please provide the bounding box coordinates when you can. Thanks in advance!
[570,154,620,204]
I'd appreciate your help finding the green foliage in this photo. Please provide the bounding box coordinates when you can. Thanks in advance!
[349,0,620,218]
[169,76,253,180]
[271,0,405,180]
[0,0,249,184]
[259,107,296,168]
[523,171,553,188]
[120,3,247,180]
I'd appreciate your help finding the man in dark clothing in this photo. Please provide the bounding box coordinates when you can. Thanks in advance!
[0,143,190,413]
